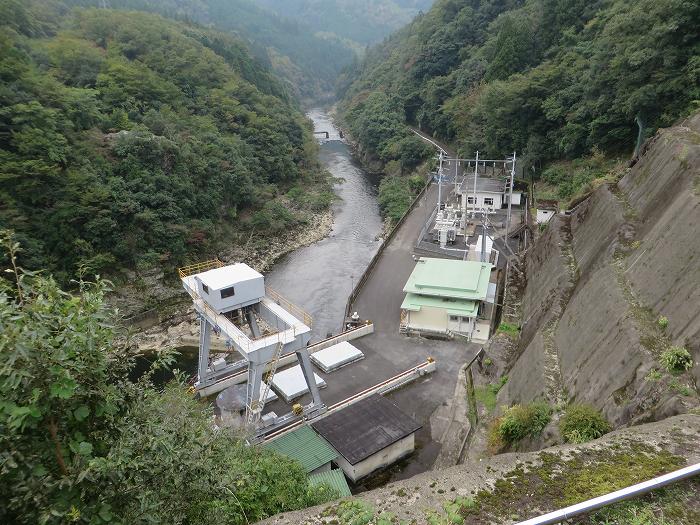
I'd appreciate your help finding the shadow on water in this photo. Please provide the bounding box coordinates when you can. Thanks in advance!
[129,347,198,385]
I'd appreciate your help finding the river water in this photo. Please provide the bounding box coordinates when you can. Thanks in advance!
[139,109,382,382]
[266,108,383,339]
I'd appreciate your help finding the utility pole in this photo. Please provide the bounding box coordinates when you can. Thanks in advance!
[481,216,488,263]
[454,153,459,193]
[437,150,444,209]
[506,151,516,239]
[471,151,479,218]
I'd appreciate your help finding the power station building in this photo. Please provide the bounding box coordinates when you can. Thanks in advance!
[400,257,493,339]
[312,395,421,483]
[457,176,523,214]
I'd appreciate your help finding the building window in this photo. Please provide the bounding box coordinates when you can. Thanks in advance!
[461,316,472,322]
[449,315,459,322]
[202,284,209,294]
[467,196,475,205]
[484,197,494,206]
[220,286,235,299]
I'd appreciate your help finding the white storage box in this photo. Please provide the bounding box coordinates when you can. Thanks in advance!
[311,341,365,373]
[272,365,327,402]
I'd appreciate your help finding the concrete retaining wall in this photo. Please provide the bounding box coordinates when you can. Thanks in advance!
[501,112,700,426]
[620,113,700,383]
[518,216,571,351]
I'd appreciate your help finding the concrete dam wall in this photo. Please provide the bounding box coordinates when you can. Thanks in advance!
[503,112,700,427]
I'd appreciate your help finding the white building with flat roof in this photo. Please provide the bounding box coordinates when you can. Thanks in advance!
[457,176,523,214]
[194,263,265,313]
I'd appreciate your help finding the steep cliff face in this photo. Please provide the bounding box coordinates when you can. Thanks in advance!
[502,113,700,428]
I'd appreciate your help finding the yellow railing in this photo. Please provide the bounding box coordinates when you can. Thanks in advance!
[265,286,313,328]
[178,259,225,279]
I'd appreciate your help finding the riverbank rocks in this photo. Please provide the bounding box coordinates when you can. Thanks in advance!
[122,209,333,354]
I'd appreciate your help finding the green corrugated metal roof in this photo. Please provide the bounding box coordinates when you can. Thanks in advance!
[308,469,351,497]
[403,258,492,301]
[264,426,337,473]
[400,293,478,317]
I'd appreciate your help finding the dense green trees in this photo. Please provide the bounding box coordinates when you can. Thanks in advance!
[253,0,434,47]
[340,0,700,198]
[64,0,356,101]
[0,1,331,283]
[0,232,336,523]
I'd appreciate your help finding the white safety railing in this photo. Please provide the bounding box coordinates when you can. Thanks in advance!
[515,463,700,525]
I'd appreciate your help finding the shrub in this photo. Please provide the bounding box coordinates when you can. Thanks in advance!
[378,176,413,223]
[251,201,300,233]
[645,368,663,382]
[498,322,520,337]
[657,316,669,329]
[0,233,337,524]
[669,379,692,397]
[560,404,611,444]
[493,402,552,446]
[660,346,693,374]
[474,376,508,412]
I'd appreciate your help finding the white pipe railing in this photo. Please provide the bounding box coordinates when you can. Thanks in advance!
[515,463,700,525]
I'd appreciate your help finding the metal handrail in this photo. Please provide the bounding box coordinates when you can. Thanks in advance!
[265,286,313,327]
[516,463,700,525]
[178,259,224,279]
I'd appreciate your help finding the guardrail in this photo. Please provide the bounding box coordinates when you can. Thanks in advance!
[263,358,437,442]
[515,463,700,525]
[178,259,224,279]
[265,286,313,328]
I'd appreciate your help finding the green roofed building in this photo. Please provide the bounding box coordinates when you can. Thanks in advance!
[264,425,337,474]
[400,258,493,339]
[308,469,352,497]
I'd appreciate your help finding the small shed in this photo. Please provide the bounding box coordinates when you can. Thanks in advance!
[312,395,422,482]
[308,469,352,497]
[264,425,337,475]
[536,199,558,224]
[194,263,265,313]
[458,177,506,213]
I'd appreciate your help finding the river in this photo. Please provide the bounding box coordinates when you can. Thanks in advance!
[145,108,382,380]
[265,108,383,339]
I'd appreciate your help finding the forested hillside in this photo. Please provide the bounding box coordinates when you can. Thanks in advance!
[340,0,700,202]
[0,234,337,523]
[0,0,332,284]
[253,0,434,47]
[64,0,355,101]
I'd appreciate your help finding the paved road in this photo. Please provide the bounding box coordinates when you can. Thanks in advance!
[347,181,480,484]
[263,136,480,488]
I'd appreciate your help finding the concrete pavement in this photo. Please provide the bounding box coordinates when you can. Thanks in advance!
[347,181,480,484]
